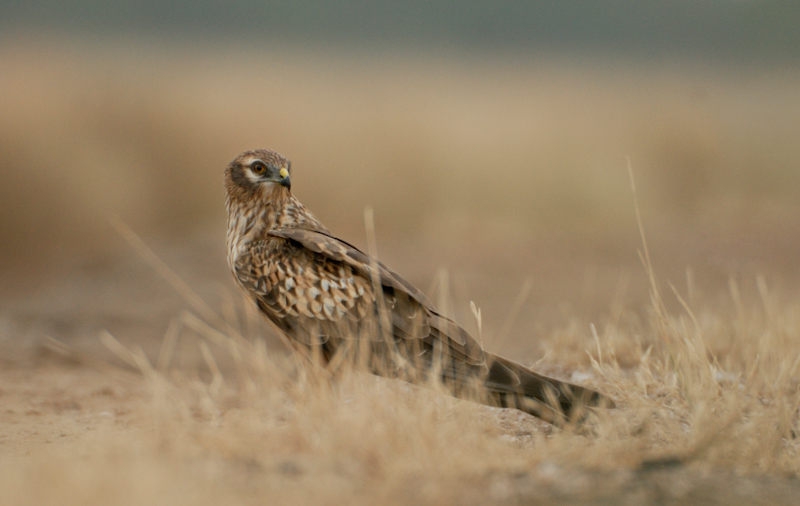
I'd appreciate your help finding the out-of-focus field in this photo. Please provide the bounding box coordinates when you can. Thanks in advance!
[1,37,800,505]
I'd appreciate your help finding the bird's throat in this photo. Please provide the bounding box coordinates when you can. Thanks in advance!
[226,192,281,269]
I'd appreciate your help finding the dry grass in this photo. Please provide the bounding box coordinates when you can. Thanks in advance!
[3,262,800,505]
[2,35,800,504]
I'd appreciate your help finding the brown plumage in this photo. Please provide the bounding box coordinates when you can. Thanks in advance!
[225,148,613,423]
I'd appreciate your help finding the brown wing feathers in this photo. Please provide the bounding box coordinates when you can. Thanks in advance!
[265,229,485,364]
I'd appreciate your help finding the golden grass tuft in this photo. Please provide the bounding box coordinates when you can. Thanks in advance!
[6,216,799,505]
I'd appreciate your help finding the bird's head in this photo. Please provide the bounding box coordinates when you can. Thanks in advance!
[225,149,292,201]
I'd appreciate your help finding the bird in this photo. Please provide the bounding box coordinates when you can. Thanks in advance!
[225,148,613,424]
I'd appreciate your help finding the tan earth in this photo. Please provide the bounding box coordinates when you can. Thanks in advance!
[2,238,800,506]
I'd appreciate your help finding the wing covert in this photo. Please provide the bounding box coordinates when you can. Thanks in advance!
[236,228,485,366]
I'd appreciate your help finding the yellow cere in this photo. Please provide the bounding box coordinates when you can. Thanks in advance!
[279,168,289,179]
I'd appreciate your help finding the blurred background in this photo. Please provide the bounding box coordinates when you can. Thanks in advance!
[1,1,799,363]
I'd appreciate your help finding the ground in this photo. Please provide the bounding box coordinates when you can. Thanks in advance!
[2,359,800,505]
[2,40,800,505]
[2,234,800,506]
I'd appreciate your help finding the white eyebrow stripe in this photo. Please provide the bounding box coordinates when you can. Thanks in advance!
[244,170,262,184]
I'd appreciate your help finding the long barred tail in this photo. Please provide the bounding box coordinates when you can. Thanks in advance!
[483,354,614,424]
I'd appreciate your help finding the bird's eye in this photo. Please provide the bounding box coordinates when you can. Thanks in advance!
[252,162,267,175]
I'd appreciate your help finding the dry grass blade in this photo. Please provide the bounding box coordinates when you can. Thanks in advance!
[110,216,225,329]
[627,157,668,327]
[495,277,533,347]
[43,336,139,381]
[363,206,394,346]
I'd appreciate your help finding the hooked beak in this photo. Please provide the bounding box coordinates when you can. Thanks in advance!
[278,167,291,189]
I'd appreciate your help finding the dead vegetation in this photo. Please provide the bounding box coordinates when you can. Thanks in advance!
[3,258,800,505]
[1,37,800,505]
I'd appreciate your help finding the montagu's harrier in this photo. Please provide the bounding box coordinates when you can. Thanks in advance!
[225,149,613,423]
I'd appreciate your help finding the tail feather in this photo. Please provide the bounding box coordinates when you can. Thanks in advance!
[484,354,613,423]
